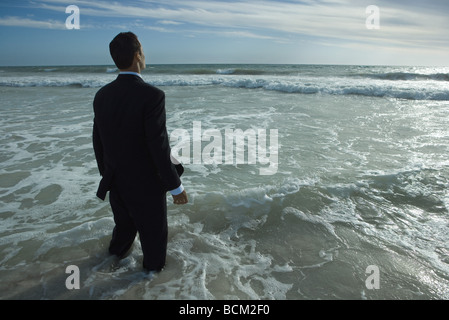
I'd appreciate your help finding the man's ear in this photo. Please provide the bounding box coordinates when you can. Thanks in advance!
[135,51,141,62]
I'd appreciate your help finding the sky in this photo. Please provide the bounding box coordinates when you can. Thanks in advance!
[0,0,448,66]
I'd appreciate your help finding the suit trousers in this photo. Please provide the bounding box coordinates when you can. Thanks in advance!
[108,185,168,271]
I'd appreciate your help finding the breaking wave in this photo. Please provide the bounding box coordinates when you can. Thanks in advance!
[1,74,448,101]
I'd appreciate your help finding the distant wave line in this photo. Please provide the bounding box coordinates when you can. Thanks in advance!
[1,75,448,101]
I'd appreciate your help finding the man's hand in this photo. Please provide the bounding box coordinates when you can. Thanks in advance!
[172,190,188,205]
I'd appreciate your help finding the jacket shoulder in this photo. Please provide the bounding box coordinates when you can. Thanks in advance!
[138,80,165,98]
[94,80,118,100]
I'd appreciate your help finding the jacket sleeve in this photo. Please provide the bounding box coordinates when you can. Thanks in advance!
[144,91,181,191]
[92,118,105,176]
[93,117,114,201]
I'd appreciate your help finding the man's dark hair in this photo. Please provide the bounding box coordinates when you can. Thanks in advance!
[109,32,141,69]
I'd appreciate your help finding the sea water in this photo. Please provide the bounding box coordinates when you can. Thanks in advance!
[1,64,449,299]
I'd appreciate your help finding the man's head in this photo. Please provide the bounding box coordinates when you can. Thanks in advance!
[109,32,146,72]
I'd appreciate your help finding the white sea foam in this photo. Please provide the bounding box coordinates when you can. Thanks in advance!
[106,67,118,73]
[1,71,448,100]
[1,66,449,299]
[216,68,236,75]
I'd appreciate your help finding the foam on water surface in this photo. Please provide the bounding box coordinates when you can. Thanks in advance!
[1,66,449,299]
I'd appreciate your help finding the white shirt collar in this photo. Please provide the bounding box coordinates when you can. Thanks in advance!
[119,71,143,79]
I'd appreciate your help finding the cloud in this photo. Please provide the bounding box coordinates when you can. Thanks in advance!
[15,0,449,51]
[0,0,446,65]
[142,25,174,33]
[157,20,183,26]
[0,16,65,29]
[191,29,285,41]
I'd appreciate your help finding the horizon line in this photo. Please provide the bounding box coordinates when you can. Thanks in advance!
[1,62,448,68]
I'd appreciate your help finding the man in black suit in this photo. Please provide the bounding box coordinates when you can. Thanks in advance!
[93,32,188,272]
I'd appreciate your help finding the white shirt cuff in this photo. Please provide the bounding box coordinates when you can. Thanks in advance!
[169,184,184,196]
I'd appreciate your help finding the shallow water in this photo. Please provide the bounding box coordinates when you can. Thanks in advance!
[1,65,449,300]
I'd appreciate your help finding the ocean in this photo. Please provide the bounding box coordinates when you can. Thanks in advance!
[0,64,449,300]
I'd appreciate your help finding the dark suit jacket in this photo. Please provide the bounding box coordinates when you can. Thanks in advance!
[93,74,182,201]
